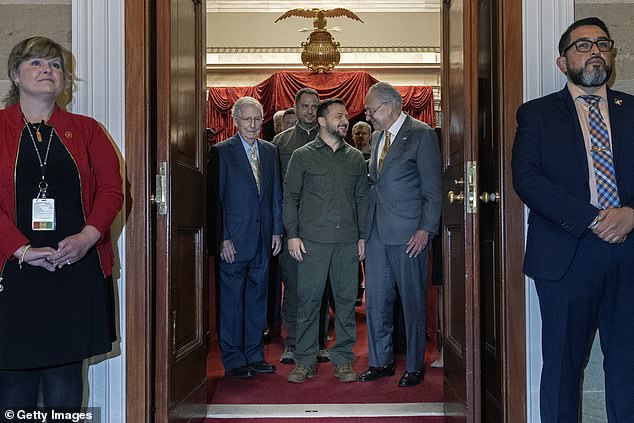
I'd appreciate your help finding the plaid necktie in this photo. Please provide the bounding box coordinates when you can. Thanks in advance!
[582,95,620,209]
[249,146,261,193]
[378,131,391,173]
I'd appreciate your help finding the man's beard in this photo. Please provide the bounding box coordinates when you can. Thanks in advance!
[327,124,347,138]
[568,60,612,87]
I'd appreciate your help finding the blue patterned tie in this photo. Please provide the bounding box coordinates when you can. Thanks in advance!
[582,95,620,209]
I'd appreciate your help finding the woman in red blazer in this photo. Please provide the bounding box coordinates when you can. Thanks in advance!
[0,37,123,410]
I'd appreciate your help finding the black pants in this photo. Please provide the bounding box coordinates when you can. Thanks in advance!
[0,361,83,411]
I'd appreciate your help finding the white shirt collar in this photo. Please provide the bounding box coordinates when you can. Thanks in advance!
[386,112,407,141]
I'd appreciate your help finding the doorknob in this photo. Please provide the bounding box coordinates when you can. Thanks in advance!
[479,191,500,203]
[447,191,464,204]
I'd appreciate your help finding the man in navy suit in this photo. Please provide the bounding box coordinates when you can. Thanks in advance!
[359,82,441,388]
[210,96,283,379]
[512,17,634,422]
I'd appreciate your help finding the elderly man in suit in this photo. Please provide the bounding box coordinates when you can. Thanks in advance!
[512,17,634,422]
[210,96,283,379]
[359,82,441,388]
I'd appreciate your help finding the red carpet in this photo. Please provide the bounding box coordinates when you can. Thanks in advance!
[204,418,447,423]
[207,305,443,405]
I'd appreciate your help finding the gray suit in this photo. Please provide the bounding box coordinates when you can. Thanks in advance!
[364,114,441,372]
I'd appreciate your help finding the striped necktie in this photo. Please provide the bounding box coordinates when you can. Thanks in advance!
[378,131,391,173]
[582,95,620,209]
[249,146,261,193]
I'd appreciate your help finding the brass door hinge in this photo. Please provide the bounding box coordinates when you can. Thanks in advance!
[151,161,167,215]
[466,161,478,214]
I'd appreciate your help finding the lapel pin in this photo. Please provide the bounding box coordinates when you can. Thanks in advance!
[615,98,623,105]
[65,131,73,138]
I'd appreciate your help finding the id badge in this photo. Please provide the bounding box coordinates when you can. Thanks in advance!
[32,198,56,230]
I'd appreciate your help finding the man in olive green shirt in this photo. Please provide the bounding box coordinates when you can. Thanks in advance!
[272,88,321,364]
[284,98,369,383]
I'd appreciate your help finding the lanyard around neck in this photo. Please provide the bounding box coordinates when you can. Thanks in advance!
[22,115,55,197]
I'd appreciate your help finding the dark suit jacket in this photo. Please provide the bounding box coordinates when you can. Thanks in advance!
[366,114,442,245]
[210,135,283,261]
[512,86,634,280]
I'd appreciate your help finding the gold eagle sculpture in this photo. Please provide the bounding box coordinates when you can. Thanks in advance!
[274,8,364,30]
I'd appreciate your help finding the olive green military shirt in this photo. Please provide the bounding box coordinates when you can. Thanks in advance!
[283,135,369,243]
[271,123,320,181]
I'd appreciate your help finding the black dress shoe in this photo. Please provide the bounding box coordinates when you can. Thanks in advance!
[358,364,395,382]
[248,360,276,374]
[398,368,425,387]
[225,365,254,379]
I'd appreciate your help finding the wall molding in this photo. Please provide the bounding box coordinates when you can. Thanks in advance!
[522,0,573,422]
[206,0,440,13]
[206,46,441,72]
[207,45,441,54]
[72,1,126,422]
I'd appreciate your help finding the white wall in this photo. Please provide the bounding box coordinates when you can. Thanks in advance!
[522,0,573,421]
[72,1,126,422]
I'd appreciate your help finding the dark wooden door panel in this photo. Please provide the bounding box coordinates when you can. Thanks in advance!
[155,0,207,421]
[444,220,467,397]
[477,0,503,421]
[442,0,480,421]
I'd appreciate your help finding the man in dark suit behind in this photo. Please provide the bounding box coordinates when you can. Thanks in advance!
[359,82,441,388]
[209,96,283,379]
[512,17,634,422]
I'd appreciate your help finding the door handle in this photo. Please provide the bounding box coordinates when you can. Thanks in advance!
[479,191,500,204]
[447,191,464,204]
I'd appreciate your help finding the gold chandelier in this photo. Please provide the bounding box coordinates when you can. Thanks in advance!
[275,8,363,73]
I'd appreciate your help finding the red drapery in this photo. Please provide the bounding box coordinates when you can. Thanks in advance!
[207,71,435,142]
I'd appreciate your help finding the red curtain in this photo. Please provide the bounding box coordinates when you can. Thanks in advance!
[207,70,435,142]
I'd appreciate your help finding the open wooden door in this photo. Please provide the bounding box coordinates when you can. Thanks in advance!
[441,0,480,421]
[154,0,208,421]
[442,0,525,421]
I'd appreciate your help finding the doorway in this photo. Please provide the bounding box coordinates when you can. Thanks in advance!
[208,2,442,420]
[124,0,526,422]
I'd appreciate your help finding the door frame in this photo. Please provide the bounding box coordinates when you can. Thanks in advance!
[498,0,527,420]
[125,0,154,421]
[122,1,541,421]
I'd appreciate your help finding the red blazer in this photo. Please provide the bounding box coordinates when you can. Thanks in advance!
[0,103,123,277]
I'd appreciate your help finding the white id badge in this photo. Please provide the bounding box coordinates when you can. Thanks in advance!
[32,198,56,230]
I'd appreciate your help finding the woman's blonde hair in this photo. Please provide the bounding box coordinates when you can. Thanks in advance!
[3,36,75,107]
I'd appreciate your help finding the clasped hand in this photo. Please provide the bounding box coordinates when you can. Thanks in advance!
[48,225,101,269]
[592,207,634,244]
[15,225,101,272]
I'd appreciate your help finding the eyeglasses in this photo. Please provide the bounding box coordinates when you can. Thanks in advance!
[562,38,614,55]
[238,117,262,125]
[364,102,389,116]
